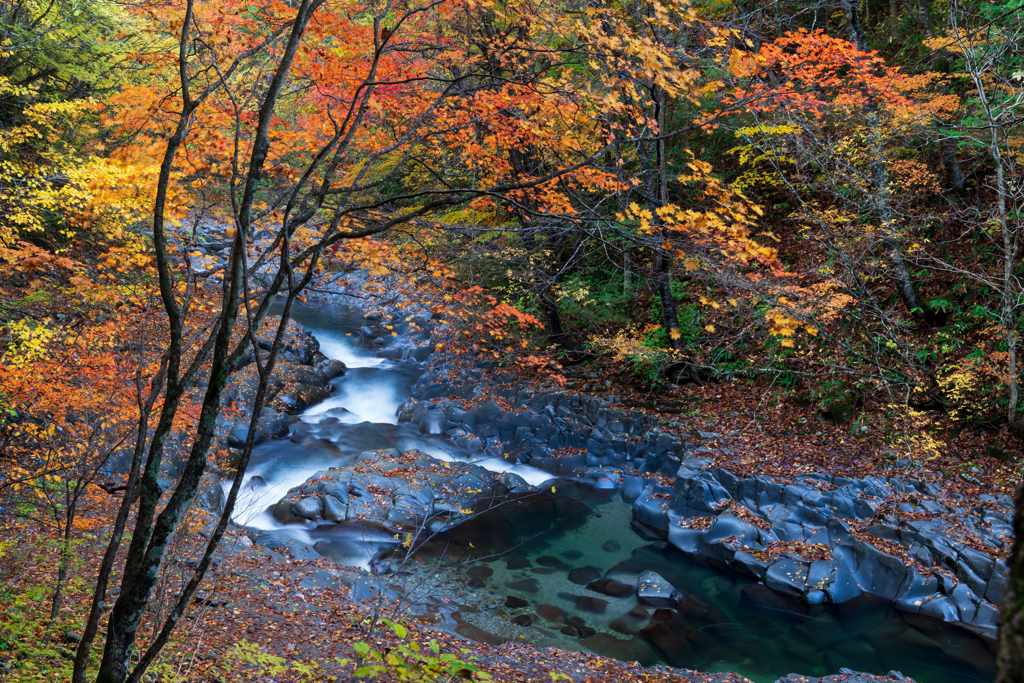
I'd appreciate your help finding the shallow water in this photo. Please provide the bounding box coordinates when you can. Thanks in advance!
[417,493,997,683]
[237,303,998,683]
[226,303,550,564]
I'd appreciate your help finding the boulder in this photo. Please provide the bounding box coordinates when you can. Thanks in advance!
[831,537,906,600]
[637,570,678,607]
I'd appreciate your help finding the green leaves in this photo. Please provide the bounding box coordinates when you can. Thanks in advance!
[351,619,490,681]
[387,619,407,638]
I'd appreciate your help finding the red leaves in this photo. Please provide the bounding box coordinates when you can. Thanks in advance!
[718,29,913,120]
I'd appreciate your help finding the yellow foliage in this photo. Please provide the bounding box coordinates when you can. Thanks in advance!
[2,319,58,368]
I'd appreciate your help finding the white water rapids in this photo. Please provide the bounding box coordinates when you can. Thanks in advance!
[220,316,552,569]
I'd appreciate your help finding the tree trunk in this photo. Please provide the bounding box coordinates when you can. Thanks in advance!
[848,0,929,319]
[653,84,684,350]
[657,249,683,350]
[954,11,1021,435]
[940,136,966,193]
[1000,481,1024,682]
[623,246,633,294]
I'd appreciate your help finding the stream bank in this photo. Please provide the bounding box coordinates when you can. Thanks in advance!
[194,277,1002,683]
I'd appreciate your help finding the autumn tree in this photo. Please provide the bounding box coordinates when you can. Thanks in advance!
[54,0,639,680]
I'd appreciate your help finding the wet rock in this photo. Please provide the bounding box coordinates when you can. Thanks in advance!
[632,485,674,531]
[272,449,498,532]
[536,555,571,570]
[672,471,732,515]
[293,496,323,520]
[510,613,538,626]
[650,607,677,624]
[321,493,347,522]
[610,618,639,635]
[818,562,862,604]
[741,583,808,614]
[603,539,622,552]
[563,616,596,638]
[637,622,698,667]
[574,595,609,614]
[586,578,635,598]
[700,513,765,549]
[535,604,566,622]
[584,633,659,666]
[466,566,493,580]
[454,621,512,646]
[568,567,602,585]
[628,606,650,618]
[505,557,531,570]
[765,559,808,595]
[227,408,291,446]
[673,594,709,621]
[504,595,528,608]
[505,578,540,593]
[831,537,906,601]
[778,670,914,683]
[986,559,1010,605]
[606,570,640,588]
[637,570,678,607]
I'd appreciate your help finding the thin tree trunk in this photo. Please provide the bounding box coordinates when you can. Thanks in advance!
[954,11,1020,435]
[657,249,683,349]
[653,84,684,350]
[995,135,1019,435]
[848,0,928,318]
[47,500,75,628]
[94,4,323,682]
[623,246,632,293]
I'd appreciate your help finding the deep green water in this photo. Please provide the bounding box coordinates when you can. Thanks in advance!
[276,304,996,683]
[417,488,996,683]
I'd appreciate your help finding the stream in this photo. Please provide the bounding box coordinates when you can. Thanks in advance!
[226,304,997,683]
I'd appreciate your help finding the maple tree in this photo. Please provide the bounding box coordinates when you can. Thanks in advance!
[2,0,1024,680]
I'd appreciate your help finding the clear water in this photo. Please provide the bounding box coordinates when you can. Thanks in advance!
[226,303,551,564]
[412,488,997,683]
[244,303,998,683]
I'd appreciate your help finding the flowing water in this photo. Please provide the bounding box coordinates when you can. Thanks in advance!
[227,304,997,683]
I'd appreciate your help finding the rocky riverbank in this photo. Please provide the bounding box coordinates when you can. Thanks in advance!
[192,268,998,681]
[399,350,1008,643]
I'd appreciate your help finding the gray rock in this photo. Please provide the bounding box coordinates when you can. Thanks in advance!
[672,471,732,515]
[293,496,323,520]
[986,559,1010,605]
[831,537,906,601]
[321,493,347,522]
[765,559,808,595]
[637,570,678,607]
[666,519,702,554]
[700,514,764,550]
[632,485,673,531]
[821,563,862,603]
